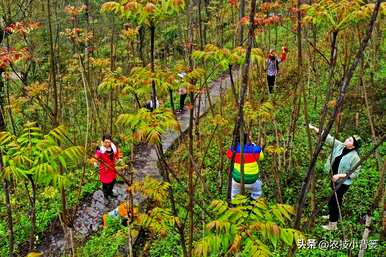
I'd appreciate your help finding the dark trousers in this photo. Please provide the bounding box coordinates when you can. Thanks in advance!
[328,183,350,222]
[179,93,187,110]
[267,75,276,94]
[102,179,116,197]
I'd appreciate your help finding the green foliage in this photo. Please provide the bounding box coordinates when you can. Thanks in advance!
[0,123,84,187]
[192,44,264,69]
[129,176,170,204]
[193,196,304,257]
[149,231,183,257]
[301,0,386,31]
[244,101,275,125]
[116,107,180,144]
[101,0,185,26]
[77,217,128,257]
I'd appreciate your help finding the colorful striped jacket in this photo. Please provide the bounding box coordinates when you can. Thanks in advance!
[226,143,264,184]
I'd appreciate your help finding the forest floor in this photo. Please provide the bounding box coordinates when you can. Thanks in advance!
[35,71,237,256]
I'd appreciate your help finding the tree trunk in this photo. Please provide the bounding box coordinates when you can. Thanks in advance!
[318,31,338,133]
[228,65,239,105]
[0,67,14,256]
[150,23,157,109]
[169,89,175,112]
[239,0,245,45]
[47,0,59,127]
[218,80,225,191]
[2,180,14,257]
[231,0,258,198]
[187,92,194,257]
[110,17,116,134]
[138,26,146,66]
[155,144,188,257]
[27,176,37,251]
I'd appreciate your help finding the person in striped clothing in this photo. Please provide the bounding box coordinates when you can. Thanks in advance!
[226,136,265,200]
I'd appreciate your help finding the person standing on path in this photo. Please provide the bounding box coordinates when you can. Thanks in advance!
[95,133,121,200]
[309,124,361,231]
[265,47,287,94]
[176,72,187,113]
[226,135,265,200]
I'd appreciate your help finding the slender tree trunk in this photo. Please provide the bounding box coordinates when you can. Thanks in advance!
[318,31,338,133]
[239,0,245,45]
[233,0,258,197]
[360,59,382,171]
[4,81,15,134]
[285,0,303,174]
[380,161,386,241]
[150,23,157,108]
[218,80,225,191]
[272,154,283,202]
[187,92,194,257]
[27,176,37,251]
[3,180,14,257]
[138,26,146,66]
[304,66,316,226]
[169,89,175,112]
[228,65,239,105]
[0,67,14,256]
[47,0,58,127]
[198,0,204,50]
[186,0,195,254]
[110,17,116,134]
[155,145,188,257]
[299,12,315,225]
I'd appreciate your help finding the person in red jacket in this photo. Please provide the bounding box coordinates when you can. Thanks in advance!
[95,133,120,199]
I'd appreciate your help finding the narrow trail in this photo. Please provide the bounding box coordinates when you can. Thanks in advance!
[36,71,237,256]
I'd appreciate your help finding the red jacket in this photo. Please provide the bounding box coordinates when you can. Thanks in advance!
[95,144,120,183]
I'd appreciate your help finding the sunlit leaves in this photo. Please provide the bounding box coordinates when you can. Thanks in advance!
[4,21,41,35]
[128,176,170,203]
[192,44,264,70]
[26,252,43,257]
[0,123,84,188]
[126,177,178,237]
[61,28,93,44]
[265,145,285,155]
[0,47,31,70]
[193,196,304,256]
[116,107,180,145]
[244,101,274,125]
[101,0,185,26]
[301,0,385,31]
[120,26,139,39]
[26,82,49,97]
[64,5,87,17]
[260,1,281,12]
[98,68,129,94]
[253,13,281,27]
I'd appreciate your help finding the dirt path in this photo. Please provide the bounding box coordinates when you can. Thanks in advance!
[36,71,236,256]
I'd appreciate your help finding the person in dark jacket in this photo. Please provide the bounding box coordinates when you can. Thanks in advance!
[309,124,361,230]
[176,72,187,113]
[95,133,121,199]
